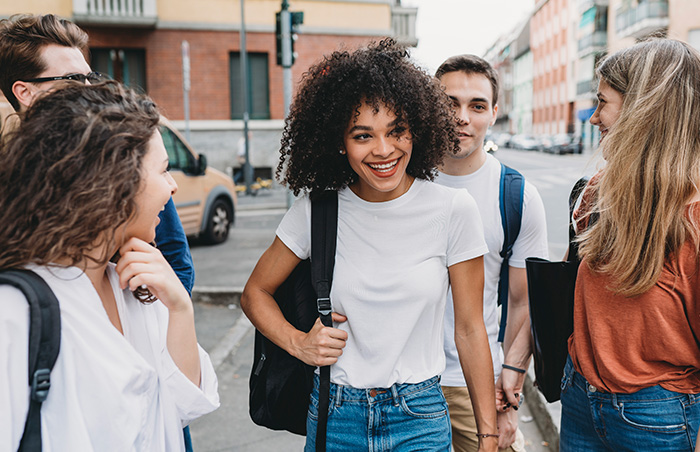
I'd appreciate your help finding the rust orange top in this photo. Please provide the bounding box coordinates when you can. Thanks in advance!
[569,179,700,394]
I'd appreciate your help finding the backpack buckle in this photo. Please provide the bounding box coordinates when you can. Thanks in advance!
[317,297,331,316]
[31,368,51,402]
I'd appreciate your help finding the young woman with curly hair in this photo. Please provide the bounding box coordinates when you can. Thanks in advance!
[242,39,498,451]
[560,38,700,451]
[0,82,219,451]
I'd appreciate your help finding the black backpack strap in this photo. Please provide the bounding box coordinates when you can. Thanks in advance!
[310,190,338,452]
[497,163,524,343]
[0,269,61,452]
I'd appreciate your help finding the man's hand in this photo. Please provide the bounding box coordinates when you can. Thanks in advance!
[497,366,526,410]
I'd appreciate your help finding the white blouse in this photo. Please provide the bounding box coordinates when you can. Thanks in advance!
[0,264,219,451]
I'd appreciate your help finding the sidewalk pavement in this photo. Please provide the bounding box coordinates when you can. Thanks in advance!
[190,186,561,451]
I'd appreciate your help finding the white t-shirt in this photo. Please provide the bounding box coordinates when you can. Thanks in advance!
[436,154,549,386]
[276,178,488,388]
[0,264,220,452]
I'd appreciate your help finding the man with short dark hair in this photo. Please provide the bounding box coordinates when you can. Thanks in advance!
[436,54,549,452]
[0,13,196,451]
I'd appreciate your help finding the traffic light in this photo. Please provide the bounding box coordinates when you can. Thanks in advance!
[275,9,303,68]
[275,12,283,66]
[290,11,304,66]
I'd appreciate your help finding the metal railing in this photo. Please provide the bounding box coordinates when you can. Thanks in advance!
[73,0,157,25]
[616,0,668,36]
[577,80,595,96]
[578,30,607,55]
[391,6,418,47]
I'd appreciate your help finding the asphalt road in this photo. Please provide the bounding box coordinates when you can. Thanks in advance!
[186,147,600,451]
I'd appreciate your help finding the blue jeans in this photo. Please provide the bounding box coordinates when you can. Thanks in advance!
[305,374,451,451]
[560,355,700,451]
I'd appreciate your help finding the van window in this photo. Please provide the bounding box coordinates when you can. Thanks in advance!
[160,126,196,173]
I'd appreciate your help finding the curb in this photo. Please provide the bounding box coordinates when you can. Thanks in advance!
[192,287,242,306]
[523,373,560,451]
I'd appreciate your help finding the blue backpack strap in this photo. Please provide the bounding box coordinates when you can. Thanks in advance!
[0,268,61,452]
[497,163,524,342]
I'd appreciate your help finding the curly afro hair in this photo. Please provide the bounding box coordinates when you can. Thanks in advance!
[277,38,459,195]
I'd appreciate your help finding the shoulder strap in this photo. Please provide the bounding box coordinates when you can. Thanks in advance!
[497,163,524,342]
[309,190,338,452]
[568,176,592,262]
[0,268,61,452]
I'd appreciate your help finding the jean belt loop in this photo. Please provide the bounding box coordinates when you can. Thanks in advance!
[611,393,618,407]
[391,384,400,407]
[335,384,343,408]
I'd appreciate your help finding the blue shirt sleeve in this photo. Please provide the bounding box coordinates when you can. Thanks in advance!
[155,197,195,295]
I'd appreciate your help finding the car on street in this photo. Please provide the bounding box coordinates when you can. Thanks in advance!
[160,118,237,244]
[511,134,542,151]
[543,133,573,154]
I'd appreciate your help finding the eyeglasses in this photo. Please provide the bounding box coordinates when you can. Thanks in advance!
[22,72,109,84]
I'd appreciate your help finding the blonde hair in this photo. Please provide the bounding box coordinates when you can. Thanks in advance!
[579,38,700,297]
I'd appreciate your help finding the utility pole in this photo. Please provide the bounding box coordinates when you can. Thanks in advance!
[240,0,254,194]
[276,0,303,207]
[181,40,191,142]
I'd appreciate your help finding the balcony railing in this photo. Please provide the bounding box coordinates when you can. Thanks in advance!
[578,0,609,15]
[73,0,157,26]
[577,80,595,96]
[578,30,607,56]
[616,0,668,39]
[391,5,418,47]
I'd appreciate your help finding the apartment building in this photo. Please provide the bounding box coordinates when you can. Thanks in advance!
[0,0,417,171]
[532,0,575,136]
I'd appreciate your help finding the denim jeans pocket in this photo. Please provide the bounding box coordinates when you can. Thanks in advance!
[560,355,575,396]
[615,396,687,433]
[307,387,334,421]
[399,384,448,419]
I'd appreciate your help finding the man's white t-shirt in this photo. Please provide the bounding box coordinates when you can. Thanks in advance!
[276,178,488,388]
[436,153,549,386]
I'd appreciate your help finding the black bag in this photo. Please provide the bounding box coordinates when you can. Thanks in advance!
[0,269,61,452]
[525,177,589,403]
[249,190,338,450]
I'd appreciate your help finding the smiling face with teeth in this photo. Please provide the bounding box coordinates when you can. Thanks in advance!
[124,130,178,243]
[343,101,413,202]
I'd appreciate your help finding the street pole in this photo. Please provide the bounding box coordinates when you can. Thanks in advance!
[240,0,254,195]
[181,40,191,142]
[280,0,295,207]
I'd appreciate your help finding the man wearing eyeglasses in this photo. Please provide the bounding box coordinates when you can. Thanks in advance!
[0,13,196,452]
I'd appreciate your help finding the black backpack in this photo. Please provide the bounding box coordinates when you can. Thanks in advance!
[0,269,61,452]
[249,190,338,452]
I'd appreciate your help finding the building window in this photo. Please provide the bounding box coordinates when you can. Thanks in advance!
[91,48,146,93]
[689,29,700,52]
[230,52,270,120]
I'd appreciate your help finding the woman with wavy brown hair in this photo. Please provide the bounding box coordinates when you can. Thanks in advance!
[0,81,219,451]
[242,39,497,451]
[560,38,700,451]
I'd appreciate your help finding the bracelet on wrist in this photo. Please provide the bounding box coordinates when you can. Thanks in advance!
[475,432,500,439]
[502,363,526,374]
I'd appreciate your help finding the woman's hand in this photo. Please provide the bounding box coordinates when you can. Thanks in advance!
[115,237,200,385]
[291,313,348,367]
[496,408,518,449]
[115,237,191,312]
